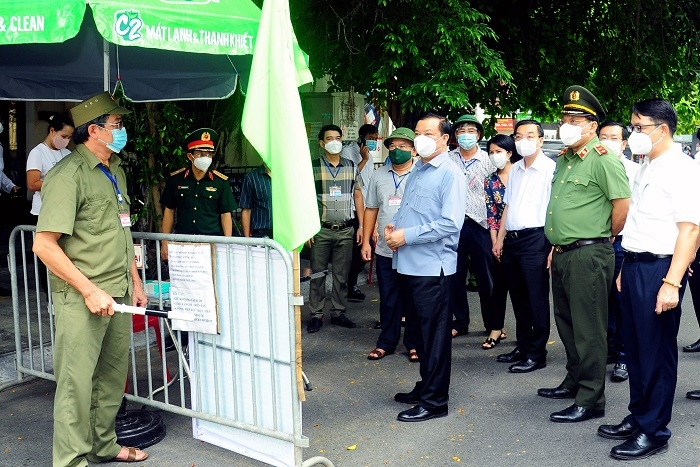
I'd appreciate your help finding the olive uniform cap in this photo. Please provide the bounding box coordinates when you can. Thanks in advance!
[562,85,606,121]
[185,128,219,151]
[453,114,484,141]
[383,127,415,149]
[70,92,131,127]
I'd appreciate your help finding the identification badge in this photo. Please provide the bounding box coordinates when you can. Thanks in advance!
[330,186,342,197]
[388,196,402,206]
[120,213,132,227]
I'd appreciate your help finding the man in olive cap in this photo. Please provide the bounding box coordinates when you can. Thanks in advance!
[448,114,498,341]
[33,91,150,464]
[361,127,419,361]
[160,128,237,260]
[538,85,631,423]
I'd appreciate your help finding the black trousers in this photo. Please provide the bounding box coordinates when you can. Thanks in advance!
[453,217,495,332]
[502,228,550,361]
[400,272,453,411]
[375,255,418,352]
[688,255,700,330]
[619,257,685,442]
[607,237,626,363]
[347,214,366,290]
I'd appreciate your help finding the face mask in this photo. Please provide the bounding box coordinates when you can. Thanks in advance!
[365,140,378,151]
[600,140,622,157]
[52,134,70,150]
[193,156,213,171]
[559,122,590,147]
[515,139,538,157]
[98,127,128,153]
[488,151,509,169]
[627,125,661,155]
[324,140,343,154]
[457,133,478,150]
[389,148,412,165]
[414,134,439,157]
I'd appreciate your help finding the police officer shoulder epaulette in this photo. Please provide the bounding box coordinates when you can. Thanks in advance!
[212,170,228,180]
[557,148,568,157]
[594,144,608,156]
[170,167,186,176]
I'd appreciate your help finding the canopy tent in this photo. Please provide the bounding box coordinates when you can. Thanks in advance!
[0,0,261,102]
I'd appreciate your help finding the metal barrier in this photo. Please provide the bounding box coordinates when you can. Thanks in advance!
[2,225,334,467]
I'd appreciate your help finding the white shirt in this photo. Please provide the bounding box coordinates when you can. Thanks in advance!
[622,147,700,254]
[619,155,640,191]
[26,142,70,215]
[504,152,556,231]
[340,142,374,200]
[448,147,495,228]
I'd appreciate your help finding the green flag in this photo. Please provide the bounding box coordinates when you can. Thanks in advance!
[241,0,319,251]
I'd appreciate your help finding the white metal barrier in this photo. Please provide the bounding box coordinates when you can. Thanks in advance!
[2,225,334,467]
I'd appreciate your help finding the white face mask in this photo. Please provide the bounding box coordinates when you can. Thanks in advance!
[627,125,661,155]
[193,156,213,171]
[559,122,591,147]
[488,151,509,169]
[324,140,343,154]
[600,139,623,157]
[414,134,440,157]
[515,139,538,157]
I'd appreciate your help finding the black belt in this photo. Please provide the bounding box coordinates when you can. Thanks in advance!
[623,250,672,262]
[321,220,353,231]
[553,237,610,254]
[505,227,542,240]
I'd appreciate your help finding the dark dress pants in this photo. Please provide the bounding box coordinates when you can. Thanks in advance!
[688,255,700,329]
[400,272,453,411]
[606,237,626,363]
[453,217,495,333]
[619,257,685,443]
[502,229,550,362]
[375,255,418,352]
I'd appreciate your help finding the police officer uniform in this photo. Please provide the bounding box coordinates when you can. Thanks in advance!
[160,128,237,236]
[540,86,631,419]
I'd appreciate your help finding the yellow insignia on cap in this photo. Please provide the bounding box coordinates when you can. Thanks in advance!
[570,90,580,101]
[594,144,608,155]
[202,132,211,142]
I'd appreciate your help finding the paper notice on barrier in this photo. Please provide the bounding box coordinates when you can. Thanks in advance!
[168,242,219,334]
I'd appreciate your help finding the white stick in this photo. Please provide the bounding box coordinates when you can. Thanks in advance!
[112,302,195,321]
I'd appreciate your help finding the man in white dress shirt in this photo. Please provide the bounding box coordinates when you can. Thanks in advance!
[597,99,700,461]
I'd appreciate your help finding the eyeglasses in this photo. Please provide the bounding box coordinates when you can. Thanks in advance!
[513,134,540,142]
[455,127,479,135]
[388,144,413,151]
[192,150,215,158]
[627,123,660,133]
[97,121,124,130]
[558,118,589,127]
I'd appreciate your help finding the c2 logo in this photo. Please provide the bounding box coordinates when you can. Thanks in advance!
[114,10,143,42]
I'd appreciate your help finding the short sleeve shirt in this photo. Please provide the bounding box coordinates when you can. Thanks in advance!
[26,142,70,215]
[448,147,496,228]
[160,168,237,235]
[36,144,135,297]
[311,155,363,224]
[545,138,631,245]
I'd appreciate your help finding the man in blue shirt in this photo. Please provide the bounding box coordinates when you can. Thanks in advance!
[385,113,467,422]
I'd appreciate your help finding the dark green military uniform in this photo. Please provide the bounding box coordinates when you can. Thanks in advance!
[160,167,237,235]
[545,86,631,412]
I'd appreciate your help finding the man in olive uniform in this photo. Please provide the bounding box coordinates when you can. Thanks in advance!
[538,86,631,423]
[33,92,149,465]
[160,128,237,260]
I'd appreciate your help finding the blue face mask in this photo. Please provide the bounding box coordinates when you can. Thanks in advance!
[457,133,478,150]
[105,127,128,153]
[365,139,378,151]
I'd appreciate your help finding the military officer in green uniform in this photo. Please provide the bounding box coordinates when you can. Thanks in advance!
[160,128,237,260]
[538,86,631,423]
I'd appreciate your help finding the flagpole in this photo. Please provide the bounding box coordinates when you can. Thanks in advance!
[293,248,306,402]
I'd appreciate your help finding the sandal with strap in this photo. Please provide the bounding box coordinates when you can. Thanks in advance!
[408,349,419,362]
[499,330,507,340]
[482,337,500,350]
[109,446,149,463]
[368,348,393,360]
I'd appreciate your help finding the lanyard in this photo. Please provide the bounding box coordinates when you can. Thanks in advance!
[322,157,341,179]
[97,164,124,206]
[461,158,477,173]
[391,171,408,191]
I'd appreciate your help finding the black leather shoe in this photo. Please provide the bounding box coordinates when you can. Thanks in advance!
[611,363,628,382]
[610,433,668,460]
[348,286,366,301]
[508,358,546,373]
[686,390,700,400]
[306,317,323,333]
[496,347,525,363]
[374,321,382,329]
[330,314,356,328]
[397,405,447,422]
[394,390,421,404]
[537,385,577,399]
[550,404,604,423]
[682,338,700,352]
[598,420,639,440]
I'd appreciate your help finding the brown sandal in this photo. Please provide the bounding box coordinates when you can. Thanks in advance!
[110,446,149,463]
[368,348,392,360]
[408,349,419,362]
